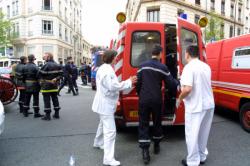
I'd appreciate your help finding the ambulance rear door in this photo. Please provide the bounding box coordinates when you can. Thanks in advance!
[174,18,204,124]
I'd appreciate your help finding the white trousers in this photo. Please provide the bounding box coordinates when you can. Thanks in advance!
[185,109,214,166]
[94,114,117,163]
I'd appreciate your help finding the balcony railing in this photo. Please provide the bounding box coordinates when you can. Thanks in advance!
[42,30,53,35]
[42,6,52,11]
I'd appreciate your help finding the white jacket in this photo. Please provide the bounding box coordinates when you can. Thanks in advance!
[92,63,132,115]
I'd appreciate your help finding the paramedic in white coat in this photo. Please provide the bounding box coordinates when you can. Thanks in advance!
[92,50,137,166]
[177,45,215,166]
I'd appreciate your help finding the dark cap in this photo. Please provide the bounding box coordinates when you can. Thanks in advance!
[152,44,163,55]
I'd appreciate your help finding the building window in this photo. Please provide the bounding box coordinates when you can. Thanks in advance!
[28,20,33,36]
[230,4,234,18]
[147,9,160,22]
[42,20,53,35]
[177,9,184,17]
[43,0,52,10]
[230,26,234,37]
[65,28,68,42]
[237,28,241,36]
[247,0,249,8]
[221,1,225,15]
[59,1,62,16]
[59,24,62,39]
[65,7,67,21]
[70,31,72,44]
[12,0,18,16]
[6,6,10,18]
[12,22,19,37]
[194,14,200,24]
[220,24,224,38]
[210,0,215,11]
[195,0,200,5]
[16,0,18,15]
[238,8,242,22]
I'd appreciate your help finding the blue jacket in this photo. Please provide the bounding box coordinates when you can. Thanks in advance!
[136,58,179,104]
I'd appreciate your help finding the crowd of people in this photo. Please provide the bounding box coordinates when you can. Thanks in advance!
[12,53,90,121]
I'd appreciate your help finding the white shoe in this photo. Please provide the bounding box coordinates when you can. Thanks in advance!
[103,160,121,166]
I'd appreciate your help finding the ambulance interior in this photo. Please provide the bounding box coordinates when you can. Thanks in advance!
[164,25,178,119]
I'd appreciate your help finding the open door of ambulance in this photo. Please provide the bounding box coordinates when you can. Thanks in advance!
[173,18,204,124]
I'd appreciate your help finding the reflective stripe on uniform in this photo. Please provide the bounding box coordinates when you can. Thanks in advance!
[138,140,151,143]
[153,135,164,140]
[137,66,170,77]
[40,70,63,74]
[41,89,58,93]
[44,108,51,110]
[54,107,61,109]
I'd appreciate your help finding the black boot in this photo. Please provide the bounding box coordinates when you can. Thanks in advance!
[142,148,150,164]
[34,109,44,118]
[154,142,160,154]
[42,113,51,121]
[23,109,28,117]
[53,110,60,119]
[19,104,23,113]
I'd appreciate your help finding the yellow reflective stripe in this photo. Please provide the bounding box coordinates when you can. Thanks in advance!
[213,89,250,99]
[40,89,58,93]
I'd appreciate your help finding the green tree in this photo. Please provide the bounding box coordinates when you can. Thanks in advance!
[0,11,12,46]
[205,12,224,43]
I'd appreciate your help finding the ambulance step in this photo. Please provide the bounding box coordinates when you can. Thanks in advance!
[125,119,174,127]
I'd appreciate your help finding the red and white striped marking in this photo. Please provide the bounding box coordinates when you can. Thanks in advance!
[114,26,126,82]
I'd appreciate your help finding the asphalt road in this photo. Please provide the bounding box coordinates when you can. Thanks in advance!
[0,84,249,166]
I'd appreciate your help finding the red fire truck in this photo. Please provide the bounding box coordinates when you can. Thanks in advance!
[206,34,250,133]
[114,15,207,128]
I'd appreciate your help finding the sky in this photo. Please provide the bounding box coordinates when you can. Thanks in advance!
[82,0,127,47]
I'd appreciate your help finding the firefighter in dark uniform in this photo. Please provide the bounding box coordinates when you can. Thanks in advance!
[15,56,27,113]
[58,57,76,96]
[136,44,179,164]
[22,54,43,118]
[39,52,63,120]
[70,61,79,95]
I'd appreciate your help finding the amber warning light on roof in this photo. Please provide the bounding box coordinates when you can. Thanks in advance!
[116,12,126,24]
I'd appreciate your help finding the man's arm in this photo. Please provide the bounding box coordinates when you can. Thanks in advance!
[178,85,192,101]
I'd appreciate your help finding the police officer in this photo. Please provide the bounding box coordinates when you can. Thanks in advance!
[15,56,27,113]
[39,52,63,120]
[22,54,43,118]
[136,44,179,164]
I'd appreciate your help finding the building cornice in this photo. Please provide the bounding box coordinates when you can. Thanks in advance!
[134,0,244,26]
[13,37,74,47]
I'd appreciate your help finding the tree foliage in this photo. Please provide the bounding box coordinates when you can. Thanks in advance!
[205,12,224,42]
[0,11,12,46]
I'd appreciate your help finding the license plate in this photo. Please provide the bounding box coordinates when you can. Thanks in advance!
[129,110,138,118]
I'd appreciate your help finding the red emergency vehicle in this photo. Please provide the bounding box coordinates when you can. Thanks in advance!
[114,17,207,128]
[206,34,250,133]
